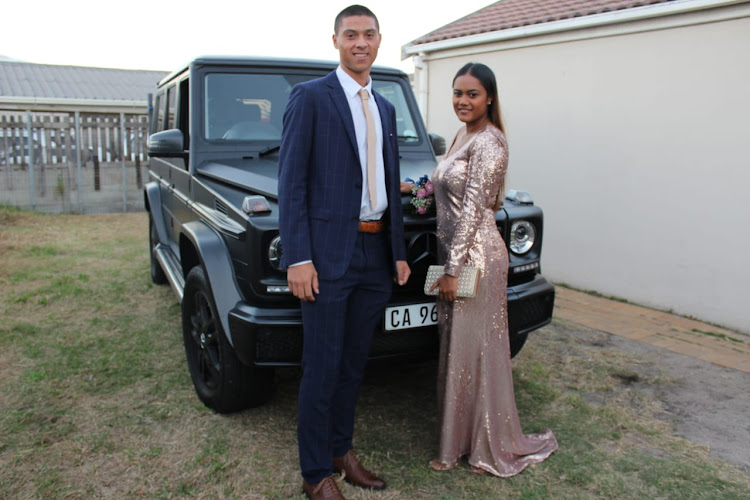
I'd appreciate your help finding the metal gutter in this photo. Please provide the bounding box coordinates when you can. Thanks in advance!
[0,96,147,113]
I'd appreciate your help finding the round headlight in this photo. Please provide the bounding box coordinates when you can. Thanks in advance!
[268,236,283,270]
[509,221,536,254]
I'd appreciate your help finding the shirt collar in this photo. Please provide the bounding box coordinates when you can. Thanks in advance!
[336,65,372,99]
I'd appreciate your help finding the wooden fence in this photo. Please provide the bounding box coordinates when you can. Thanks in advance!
[1,111,150,213]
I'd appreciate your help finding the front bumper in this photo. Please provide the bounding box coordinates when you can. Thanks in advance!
[230,274,555,367]
[508,274,555,335]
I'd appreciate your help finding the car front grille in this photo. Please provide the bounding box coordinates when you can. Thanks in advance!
[255,327,302,363]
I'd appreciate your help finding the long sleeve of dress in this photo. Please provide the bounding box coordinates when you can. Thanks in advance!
[445,131,507,276]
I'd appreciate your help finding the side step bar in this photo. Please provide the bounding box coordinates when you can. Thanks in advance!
[155,243,185,302]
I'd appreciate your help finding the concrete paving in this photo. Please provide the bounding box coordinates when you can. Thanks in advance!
[554,287,750,374]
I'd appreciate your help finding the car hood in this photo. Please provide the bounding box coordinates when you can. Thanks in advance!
[195,156,439,203]
[196,158,280,199]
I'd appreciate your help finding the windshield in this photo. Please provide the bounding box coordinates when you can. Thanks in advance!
[373,80,419,143]
[203,72,422,145]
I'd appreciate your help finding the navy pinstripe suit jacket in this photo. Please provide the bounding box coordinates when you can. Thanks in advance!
[278,71,406,281]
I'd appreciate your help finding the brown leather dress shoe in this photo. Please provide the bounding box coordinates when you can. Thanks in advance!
[333,450,387,490]
[302,476,347,500]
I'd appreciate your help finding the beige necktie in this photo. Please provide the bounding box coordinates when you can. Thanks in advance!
[358,88,378,209]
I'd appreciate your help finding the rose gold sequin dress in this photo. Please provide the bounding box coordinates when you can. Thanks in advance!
[431,124,558,477]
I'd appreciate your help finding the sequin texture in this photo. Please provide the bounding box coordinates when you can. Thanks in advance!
[431,124,558,477]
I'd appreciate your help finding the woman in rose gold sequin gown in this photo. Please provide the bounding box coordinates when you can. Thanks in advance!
[428,63,558,477]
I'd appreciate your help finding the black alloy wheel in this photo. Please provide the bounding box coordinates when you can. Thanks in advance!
[181,266,274,413]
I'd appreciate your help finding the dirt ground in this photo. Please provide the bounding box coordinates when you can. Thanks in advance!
[552,321,750,473]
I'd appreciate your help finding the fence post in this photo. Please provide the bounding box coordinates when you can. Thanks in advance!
[120,112,127,212]
[91,119,100,191]
[147,93,153,135]
[25,111,36,210]
[75,111,83,213]
[135,119,143,189]
[37,116,46,199]
[1,115,12,191]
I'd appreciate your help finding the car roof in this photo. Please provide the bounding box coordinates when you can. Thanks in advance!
[157,55,406,87]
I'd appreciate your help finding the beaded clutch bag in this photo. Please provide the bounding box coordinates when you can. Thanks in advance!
[423,265,481,298]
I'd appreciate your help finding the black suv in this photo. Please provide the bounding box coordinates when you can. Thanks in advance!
[145,56,554,413]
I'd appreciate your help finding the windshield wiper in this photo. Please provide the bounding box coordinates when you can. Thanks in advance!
[259,144,281,157]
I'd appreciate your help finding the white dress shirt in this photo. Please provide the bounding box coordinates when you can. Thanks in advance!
[335,66,388,222]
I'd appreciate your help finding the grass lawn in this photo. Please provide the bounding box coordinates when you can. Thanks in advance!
[1,207,748,499]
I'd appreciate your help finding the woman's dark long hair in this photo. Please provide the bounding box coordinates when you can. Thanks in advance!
[453,62,505,135]
[454,62,507,209]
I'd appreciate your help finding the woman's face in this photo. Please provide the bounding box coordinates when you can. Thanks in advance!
[452,73,490,128]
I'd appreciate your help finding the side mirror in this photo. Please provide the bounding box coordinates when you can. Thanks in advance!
[429,133,446,156]
[147,129,186,157]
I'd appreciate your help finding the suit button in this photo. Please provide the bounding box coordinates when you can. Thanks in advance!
[355,183,362,189]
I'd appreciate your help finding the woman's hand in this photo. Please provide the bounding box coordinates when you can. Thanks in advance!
[430,274,459,302]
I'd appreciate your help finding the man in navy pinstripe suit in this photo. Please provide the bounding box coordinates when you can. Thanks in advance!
[278,5,411,499]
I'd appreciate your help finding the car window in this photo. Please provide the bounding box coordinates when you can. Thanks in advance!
[153,93,164,133]
[166,86,176,130]
[204,73,298,142]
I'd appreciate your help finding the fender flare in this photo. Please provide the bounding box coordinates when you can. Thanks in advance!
[144,181,169,246]
[181,220,242,346]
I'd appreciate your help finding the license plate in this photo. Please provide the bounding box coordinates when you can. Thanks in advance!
[384,302,438,331]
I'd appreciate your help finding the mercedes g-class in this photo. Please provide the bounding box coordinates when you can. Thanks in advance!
[145,56,554,413]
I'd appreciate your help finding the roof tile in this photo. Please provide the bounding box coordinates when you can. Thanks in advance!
[0,61,168,101]
[410,0,675,45]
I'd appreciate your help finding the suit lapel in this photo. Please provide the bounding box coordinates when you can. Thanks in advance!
[326,74,396,181]
[325,72,359,154]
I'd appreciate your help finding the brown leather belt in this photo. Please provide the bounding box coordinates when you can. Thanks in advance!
[358,219,384,233]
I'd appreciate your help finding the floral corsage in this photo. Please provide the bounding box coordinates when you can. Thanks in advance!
[405,175,435,215]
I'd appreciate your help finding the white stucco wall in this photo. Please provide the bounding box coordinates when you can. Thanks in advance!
[412,4,750,332]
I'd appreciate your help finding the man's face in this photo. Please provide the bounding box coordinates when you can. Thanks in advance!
[332,15,381,84]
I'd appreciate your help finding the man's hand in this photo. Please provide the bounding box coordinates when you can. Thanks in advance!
[429,274,458,302]
[287,262,319,301]
[400,181,415,194]
[395,260,411,286]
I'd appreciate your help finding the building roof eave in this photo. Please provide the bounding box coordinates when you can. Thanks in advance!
[402,0,747,59]
[0,96,149,114]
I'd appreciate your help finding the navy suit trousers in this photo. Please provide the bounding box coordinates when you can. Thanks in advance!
[297,231,393,483]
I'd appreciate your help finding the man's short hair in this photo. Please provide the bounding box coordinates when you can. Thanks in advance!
[334,4,379,35]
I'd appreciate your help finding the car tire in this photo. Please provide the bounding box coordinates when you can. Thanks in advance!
[149,215,167,285]
[181,266,275,413]
[509,331,528,358]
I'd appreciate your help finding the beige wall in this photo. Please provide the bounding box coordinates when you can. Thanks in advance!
[414,7,750,333]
